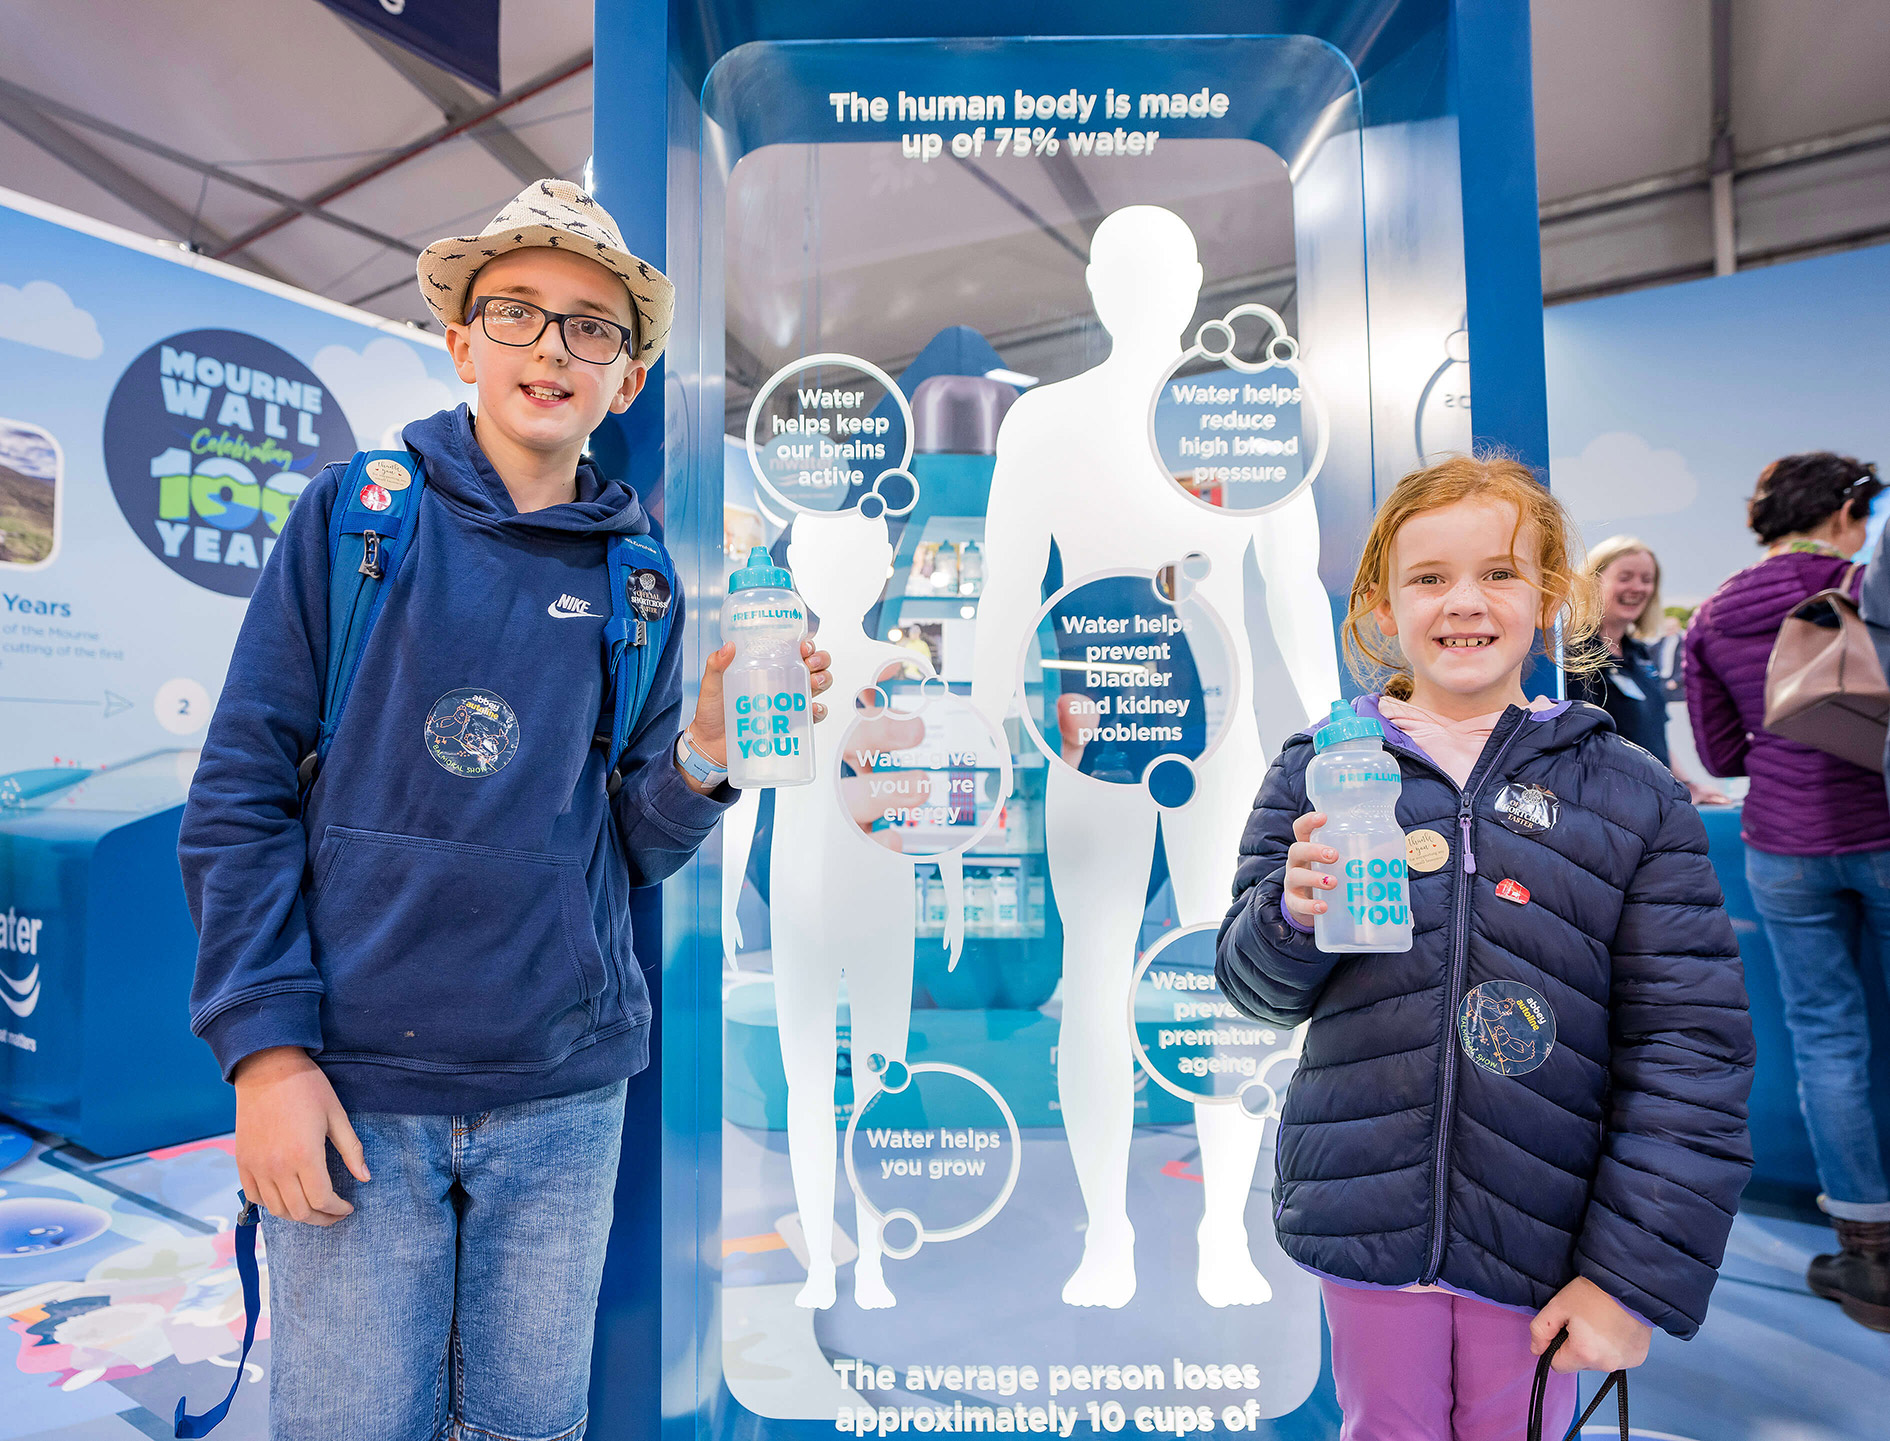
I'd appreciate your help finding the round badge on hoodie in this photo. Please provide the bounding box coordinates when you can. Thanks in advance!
[425,688,520,777]
[1457,979,1556,1076]
[365,457,412,491]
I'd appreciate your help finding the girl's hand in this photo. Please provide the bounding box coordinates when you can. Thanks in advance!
[1283,811,1336,926]
[1530,1276,1652,1373]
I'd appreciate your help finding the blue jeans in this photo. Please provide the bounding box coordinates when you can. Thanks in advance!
[1745,847,1890,1221]
[261,1079,629,1440]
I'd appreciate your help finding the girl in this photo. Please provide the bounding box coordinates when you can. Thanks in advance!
[1216,454,1755,1438]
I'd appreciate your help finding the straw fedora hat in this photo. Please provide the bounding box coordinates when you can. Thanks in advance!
[415,179,674,366]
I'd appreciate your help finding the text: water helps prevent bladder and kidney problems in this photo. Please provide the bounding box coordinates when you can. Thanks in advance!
[1306,701,1413,953]
[722,547,814,788]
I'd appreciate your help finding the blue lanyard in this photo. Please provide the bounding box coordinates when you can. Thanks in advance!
[172,1192,261,1436]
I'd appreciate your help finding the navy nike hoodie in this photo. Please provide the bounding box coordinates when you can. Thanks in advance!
[180,405,731,1114]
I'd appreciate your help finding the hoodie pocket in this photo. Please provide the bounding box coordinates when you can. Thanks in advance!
[307,826,610,1069]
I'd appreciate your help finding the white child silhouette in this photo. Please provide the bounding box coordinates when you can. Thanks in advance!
[722,507,961,1310]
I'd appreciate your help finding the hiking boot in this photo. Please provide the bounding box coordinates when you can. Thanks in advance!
[1807,1218,1890,1332]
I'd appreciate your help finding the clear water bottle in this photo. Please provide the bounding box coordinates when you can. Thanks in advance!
[922,868,948,933]
[963,866,993,933]
[1305,700,1413,953]
[992,866,1019,932]
[959,541,985,596]
[722,547,814,788]
[932,543,959,594]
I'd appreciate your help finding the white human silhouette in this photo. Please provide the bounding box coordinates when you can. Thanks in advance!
[722,507,962,1310]
[970,205,1339,1308]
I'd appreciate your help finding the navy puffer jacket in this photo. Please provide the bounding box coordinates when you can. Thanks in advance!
[1216,697,1754,1339]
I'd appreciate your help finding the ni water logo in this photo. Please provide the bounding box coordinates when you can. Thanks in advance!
[0,907,42,1019]
[103,329,356,597]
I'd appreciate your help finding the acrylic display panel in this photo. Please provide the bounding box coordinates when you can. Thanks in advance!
[695,36,1376,1438]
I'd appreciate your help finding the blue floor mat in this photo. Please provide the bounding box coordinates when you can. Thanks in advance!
[0,1120,1877,1439]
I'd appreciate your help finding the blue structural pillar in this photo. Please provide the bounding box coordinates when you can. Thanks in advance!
[1451,0,1549,468]
[593,0,669,481]
[589,2,670,1438]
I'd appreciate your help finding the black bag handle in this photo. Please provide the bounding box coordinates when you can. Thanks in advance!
[1529,1329,1629,1441]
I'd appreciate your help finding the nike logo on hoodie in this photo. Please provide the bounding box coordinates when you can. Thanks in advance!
[548,593,595,618]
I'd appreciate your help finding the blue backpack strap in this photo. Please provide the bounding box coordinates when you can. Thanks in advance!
[602,531,678,797]
[172,1193,261,1436]
[297,450,428,791]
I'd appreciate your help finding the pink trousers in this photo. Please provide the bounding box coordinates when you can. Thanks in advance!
[1320,1279,1578,1440]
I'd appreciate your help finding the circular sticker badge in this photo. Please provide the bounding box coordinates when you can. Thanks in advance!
[365,457,412,491]
[425,688,521,777]
[1458,979,1557,1077]
[744,351,916,518]
[1127,924,1301,1122]
[627,567,672,622]
[836,665,1011,859]
[843,1060,1022,1260]
[1414,322,1472,460]
[1146,304,1330,516]
[1406,828,1451,873]
[359,482,392,513]
[1016,562,1236,807]
[1493,782,1559,836]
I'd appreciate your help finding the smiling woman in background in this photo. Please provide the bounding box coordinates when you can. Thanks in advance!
[1570,535,1726,803]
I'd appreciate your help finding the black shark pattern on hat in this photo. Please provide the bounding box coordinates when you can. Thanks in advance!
[418,178,673,359]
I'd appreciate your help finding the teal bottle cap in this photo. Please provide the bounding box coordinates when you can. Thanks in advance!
[729,546,792,593]
[1313,699,1384,751]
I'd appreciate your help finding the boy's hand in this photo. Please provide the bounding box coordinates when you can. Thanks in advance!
[1283,811,1336,926]
[233,1047,370,1227]
[685,639,835,773]
[1530,1276,1652,1373]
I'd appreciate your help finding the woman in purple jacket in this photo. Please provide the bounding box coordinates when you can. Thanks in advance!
[1686,450,1890,1332]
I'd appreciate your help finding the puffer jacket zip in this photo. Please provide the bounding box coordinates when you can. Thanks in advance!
[1363,709,1531,1283]
[1424,713,1527,1283]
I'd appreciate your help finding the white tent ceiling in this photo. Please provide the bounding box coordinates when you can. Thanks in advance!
[0,0,1884,343]
[1533,0,1890,301]
[0,0,596,330]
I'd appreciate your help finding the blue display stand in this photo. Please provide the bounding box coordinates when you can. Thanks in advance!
[591,4,1553,1440]
[0,753,231,1157]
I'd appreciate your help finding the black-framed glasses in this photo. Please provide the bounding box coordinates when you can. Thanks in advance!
[467,296,635,365]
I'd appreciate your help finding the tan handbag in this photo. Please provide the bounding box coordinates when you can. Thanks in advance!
[1762,564,1890,770]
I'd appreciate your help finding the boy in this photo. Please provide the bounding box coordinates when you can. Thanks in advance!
[179,181,831,1439]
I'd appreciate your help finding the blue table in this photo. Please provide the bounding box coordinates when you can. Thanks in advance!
[0,751,231,1157]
